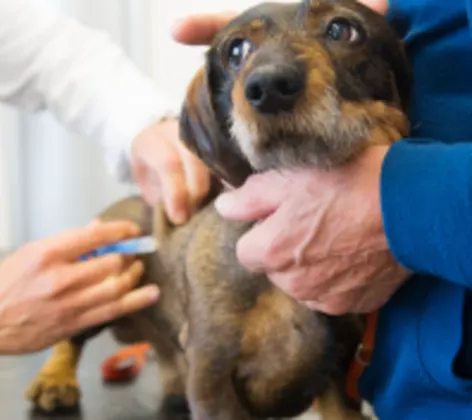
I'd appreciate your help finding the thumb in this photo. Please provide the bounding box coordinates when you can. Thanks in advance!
[214,171,287,221]
[172,12,237,45]
[356,0,389,14]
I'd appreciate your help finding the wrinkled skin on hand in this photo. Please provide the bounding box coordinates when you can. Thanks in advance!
[131,119,211,225]
[214,147,411,315]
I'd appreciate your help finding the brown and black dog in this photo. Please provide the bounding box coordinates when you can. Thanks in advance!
[25,1,410,419]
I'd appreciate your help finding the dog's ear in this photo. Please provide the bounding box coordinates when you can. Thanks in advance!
[369,13,412,113]
[179,53,253,188]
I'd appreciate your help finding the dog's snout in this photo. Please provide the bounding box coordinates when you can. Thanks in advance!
[244,65,304,114]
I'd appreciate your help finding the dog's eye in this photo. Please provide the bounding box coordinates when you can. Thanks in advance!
[326,19,362,43]
[228,38,253,68]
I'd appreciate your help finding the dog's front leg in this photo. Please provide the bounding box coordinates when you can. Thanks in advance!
[25,339,83,412]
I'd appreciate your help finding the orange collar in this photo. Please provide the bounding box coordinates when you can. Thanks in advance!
[346,310,379,402]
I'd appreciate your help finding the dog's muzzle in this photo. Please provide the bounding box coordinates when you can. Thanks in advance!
[244,64,305,114]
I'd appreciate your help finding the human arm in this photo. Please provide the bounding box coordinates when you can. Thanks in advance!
[0,0,210,223]
[0,0,172,181]
[380,140,472,287]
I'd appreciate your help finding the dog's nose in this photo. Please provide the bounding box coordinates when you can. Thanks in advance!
[244,65,304,114]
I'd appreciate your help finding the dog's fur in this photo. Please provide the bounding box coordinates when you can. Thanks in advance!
[25,1,410,419]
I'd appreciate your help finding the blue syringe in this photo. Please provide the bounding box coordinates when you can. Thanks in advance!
[80,235,158,261]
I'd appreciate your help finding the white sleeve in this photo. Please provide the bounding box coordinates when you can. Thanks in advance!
[0,0,181,182]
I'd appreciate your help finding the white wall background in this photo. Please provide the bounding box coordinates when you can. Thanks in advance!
[0,0,270,251]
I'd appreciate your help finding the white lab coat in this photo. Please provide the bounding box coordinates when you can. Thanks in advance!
[0,0,180,183]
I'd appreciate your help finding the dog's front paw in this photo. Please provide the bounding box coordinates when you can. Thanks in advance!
[25,369,80,413]
[157,395,191,420]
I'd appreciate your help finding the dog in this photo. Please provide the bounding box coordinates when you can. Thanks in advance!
[25,0,410,419]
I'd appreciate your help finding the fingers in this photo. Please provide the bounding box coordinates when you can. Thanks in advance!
[303,283,393,315]
[235,195,305,272]
[215,171,287,221]
[171,6,387,44]
[178,141,211,213]
[131,154,162,206]
[132,121,191,224]
[356,0,389,14]
[300,274,403,315]
[268,260,401,314]
[52,253,126,294]
[268,256,389,303]
[132,119,212,224]
[31,221,141,263]
[142,142,210,224]
[136,136,190,224]
[68,260,145,312]
[73,284,159,332]
[171,12,238,45]
[302,288,363,315]
[156,141,190,225]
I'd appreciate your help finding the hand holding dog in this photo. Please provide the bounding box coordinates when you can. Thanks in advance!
[131,119,211,225]
[215,147,411,314]
[0,221,159,354]
[173,0,409,315]
[171,0,388,47]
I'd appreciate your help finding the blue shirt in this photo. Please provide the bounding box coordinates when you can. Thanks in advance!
[359,1,472,418]
[360,0,472,420]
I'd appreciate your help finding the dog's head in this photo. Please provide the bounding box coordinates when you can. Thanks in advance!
[180,0,411,187]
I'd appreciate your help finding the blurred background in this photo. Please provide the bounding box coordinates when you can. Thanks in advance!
[0,0,270,252]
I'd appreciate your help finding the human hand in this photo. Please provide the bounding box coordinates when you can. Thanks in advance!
[215,146,411,315]
[357,0,389,15]
[131,119,211,224]
[172,12,237,45]
[0,221,159,354]
[170,0,388,46]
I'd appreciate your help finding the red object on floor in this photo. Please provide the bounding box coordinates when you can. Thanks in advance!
[101,342,152,383]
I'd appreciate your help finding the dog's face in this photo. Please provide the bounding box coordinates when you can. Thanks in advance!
[180,0,410,187]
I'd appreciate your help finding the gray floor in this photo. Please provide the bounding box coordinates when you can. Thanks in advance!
[0,331,319,420]
[0,331,162,420]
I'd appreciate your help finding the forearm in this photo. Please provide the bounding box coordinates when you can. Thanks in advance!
[0,0,180,182]
[381,139,472,286]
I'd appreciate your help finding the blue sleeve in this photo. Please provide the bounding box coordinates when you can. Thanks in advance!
[381,139,472,287]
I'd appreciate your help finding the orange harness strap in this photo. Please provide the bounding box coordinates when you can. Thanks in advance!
[346,311,379,402]
[101,342,152,383]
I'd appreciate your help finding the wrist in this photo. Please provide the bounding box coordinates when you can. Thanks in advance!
[131,118,179,156]
[359,145,391,251]
[100,79,182,184]
[365,145,414,280]
[372,145,389,233]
